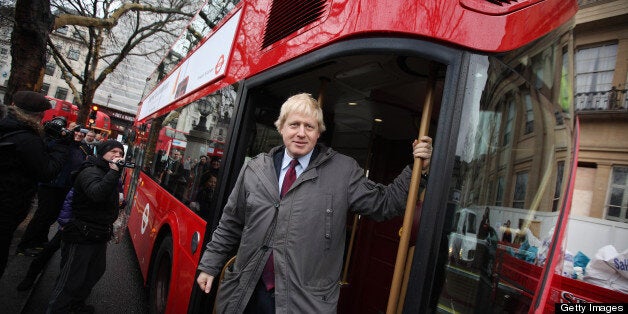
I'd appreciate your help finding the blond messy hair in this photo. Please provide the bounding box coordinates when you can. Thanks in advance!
[274,93,326,133]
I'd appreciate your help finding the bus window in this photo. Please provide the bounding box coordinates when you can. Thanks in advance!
[436,34,575,311]
[141,85,237,220]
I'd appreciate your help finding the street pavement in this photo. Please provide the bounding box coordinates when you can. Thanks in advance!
[0,206,148,313]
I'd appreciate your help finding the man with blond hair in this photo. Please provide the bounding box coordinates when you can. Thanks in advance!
[196,93,433,313]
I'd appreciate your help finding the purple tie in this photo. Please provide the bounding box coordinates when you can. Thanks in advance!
[261,159,299,291]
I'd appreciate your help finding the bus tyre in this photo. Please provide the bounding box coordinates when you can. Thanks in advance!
[149,235,173,314]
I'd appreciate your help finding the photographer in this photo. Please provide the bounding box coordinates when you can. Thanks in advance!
[48,140,125,314]
[0,91,69,279]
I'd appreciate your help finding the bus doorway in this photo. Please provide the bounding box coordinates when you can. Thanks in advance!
[230,52,446,314]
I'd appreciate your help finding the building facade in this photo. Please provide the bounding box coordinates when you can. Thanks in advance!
[559,0,628,267]
[572,0,628,225]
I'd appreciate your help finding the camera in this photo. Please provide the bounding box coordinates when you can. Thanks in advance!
[43,116,73,140]
[113,160,136,168]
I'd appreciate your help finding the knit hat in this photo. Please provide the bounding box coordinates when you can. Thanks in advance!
[12,91,52,112]
[97,139,124,157]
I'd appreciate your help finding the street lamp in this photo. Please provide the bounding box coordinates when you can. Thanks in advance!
[193,97,212,131]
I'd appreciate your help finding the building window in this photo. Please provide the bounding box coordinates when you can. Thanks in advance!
[0,47,7,55]
[55,87,68,101]
[523,93,534,134]
[41,83,50,95]
[606,166,628,223]
[56,26,68,35]
[67,48,80,61]
[495,176,504,206]
[502,99,515,146]
[513,171,528,209]
[553,161,565,211]
[45,63,56,76]
[575,43,617,110]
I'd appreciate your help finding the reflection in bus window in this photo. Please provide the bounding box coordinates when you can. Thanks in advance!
[141,85,237,221]
[438,42,574,311]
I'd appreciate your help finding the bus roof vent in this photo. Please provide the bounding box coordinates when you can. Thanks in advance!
[460,0,542,15]
[262,0,327,49]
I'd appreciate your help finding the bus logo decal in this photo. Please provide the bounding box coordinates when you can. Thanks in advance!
[141,203,150,234]
[215,54,225,75]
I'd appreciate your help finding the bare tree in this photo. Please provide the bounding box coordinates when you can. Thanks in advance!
[47,0,201,123]
[4,0,239,120]
[3,0,53,105]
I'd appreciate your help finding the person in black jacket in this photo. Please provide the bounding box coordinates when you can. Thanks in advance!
[47,139,125,314]
[0,91,69,279]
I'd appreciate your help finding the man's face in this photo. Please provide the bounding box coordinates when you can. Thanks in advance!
[103,148,124,161]
[211,160,220,169]
[74,131,86,142]
[172,151,182,160]
[85,132,95,142]
[207,176,217,189]
[279,112,320,158]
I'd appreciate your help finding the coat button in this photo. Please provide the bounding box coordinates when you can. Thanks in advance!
[325,233,330,238]
[326,208,332,214]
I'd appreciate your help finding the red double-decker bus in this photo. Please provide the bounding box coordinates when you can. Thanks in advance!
[43,96,112,137]
[122,0,626,313]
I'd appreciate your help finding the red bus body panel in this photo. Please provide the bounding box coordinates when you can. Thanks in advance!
[137,0,578,123]
[42,97,78,124]
[127,172,206,313]
[496,252,628,313]
[42,97,111,136]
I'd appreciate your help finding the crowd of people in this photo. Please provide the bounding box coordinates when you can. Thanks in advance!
[157,149,221,219]
[0,91,125,314]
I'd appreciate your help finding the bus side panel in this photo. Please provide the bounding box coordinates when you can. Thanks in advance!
[128,173,168,280]
[168,205,207,313]
[127,172,207,312]
[42,98,78,124]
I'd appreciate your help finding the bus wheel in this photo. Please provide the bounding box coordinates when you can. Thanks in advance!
[149,235,173,314]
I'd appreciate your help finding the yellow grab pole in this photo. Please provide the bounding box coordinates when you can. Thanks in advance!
[317,77,330,106]
[386,65,436,314]
[397,246,415,314]
[340,214,359,285]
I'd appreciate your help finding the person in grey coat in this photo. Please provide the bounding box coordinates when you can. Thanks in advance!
[196,93,432,313]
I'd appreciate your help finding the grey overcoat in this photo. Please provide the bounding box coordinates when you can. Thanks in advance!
[198,144,413,313]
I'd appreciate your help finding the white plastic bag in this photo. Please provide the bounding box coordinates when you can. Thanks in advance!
[583,245,628,293]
